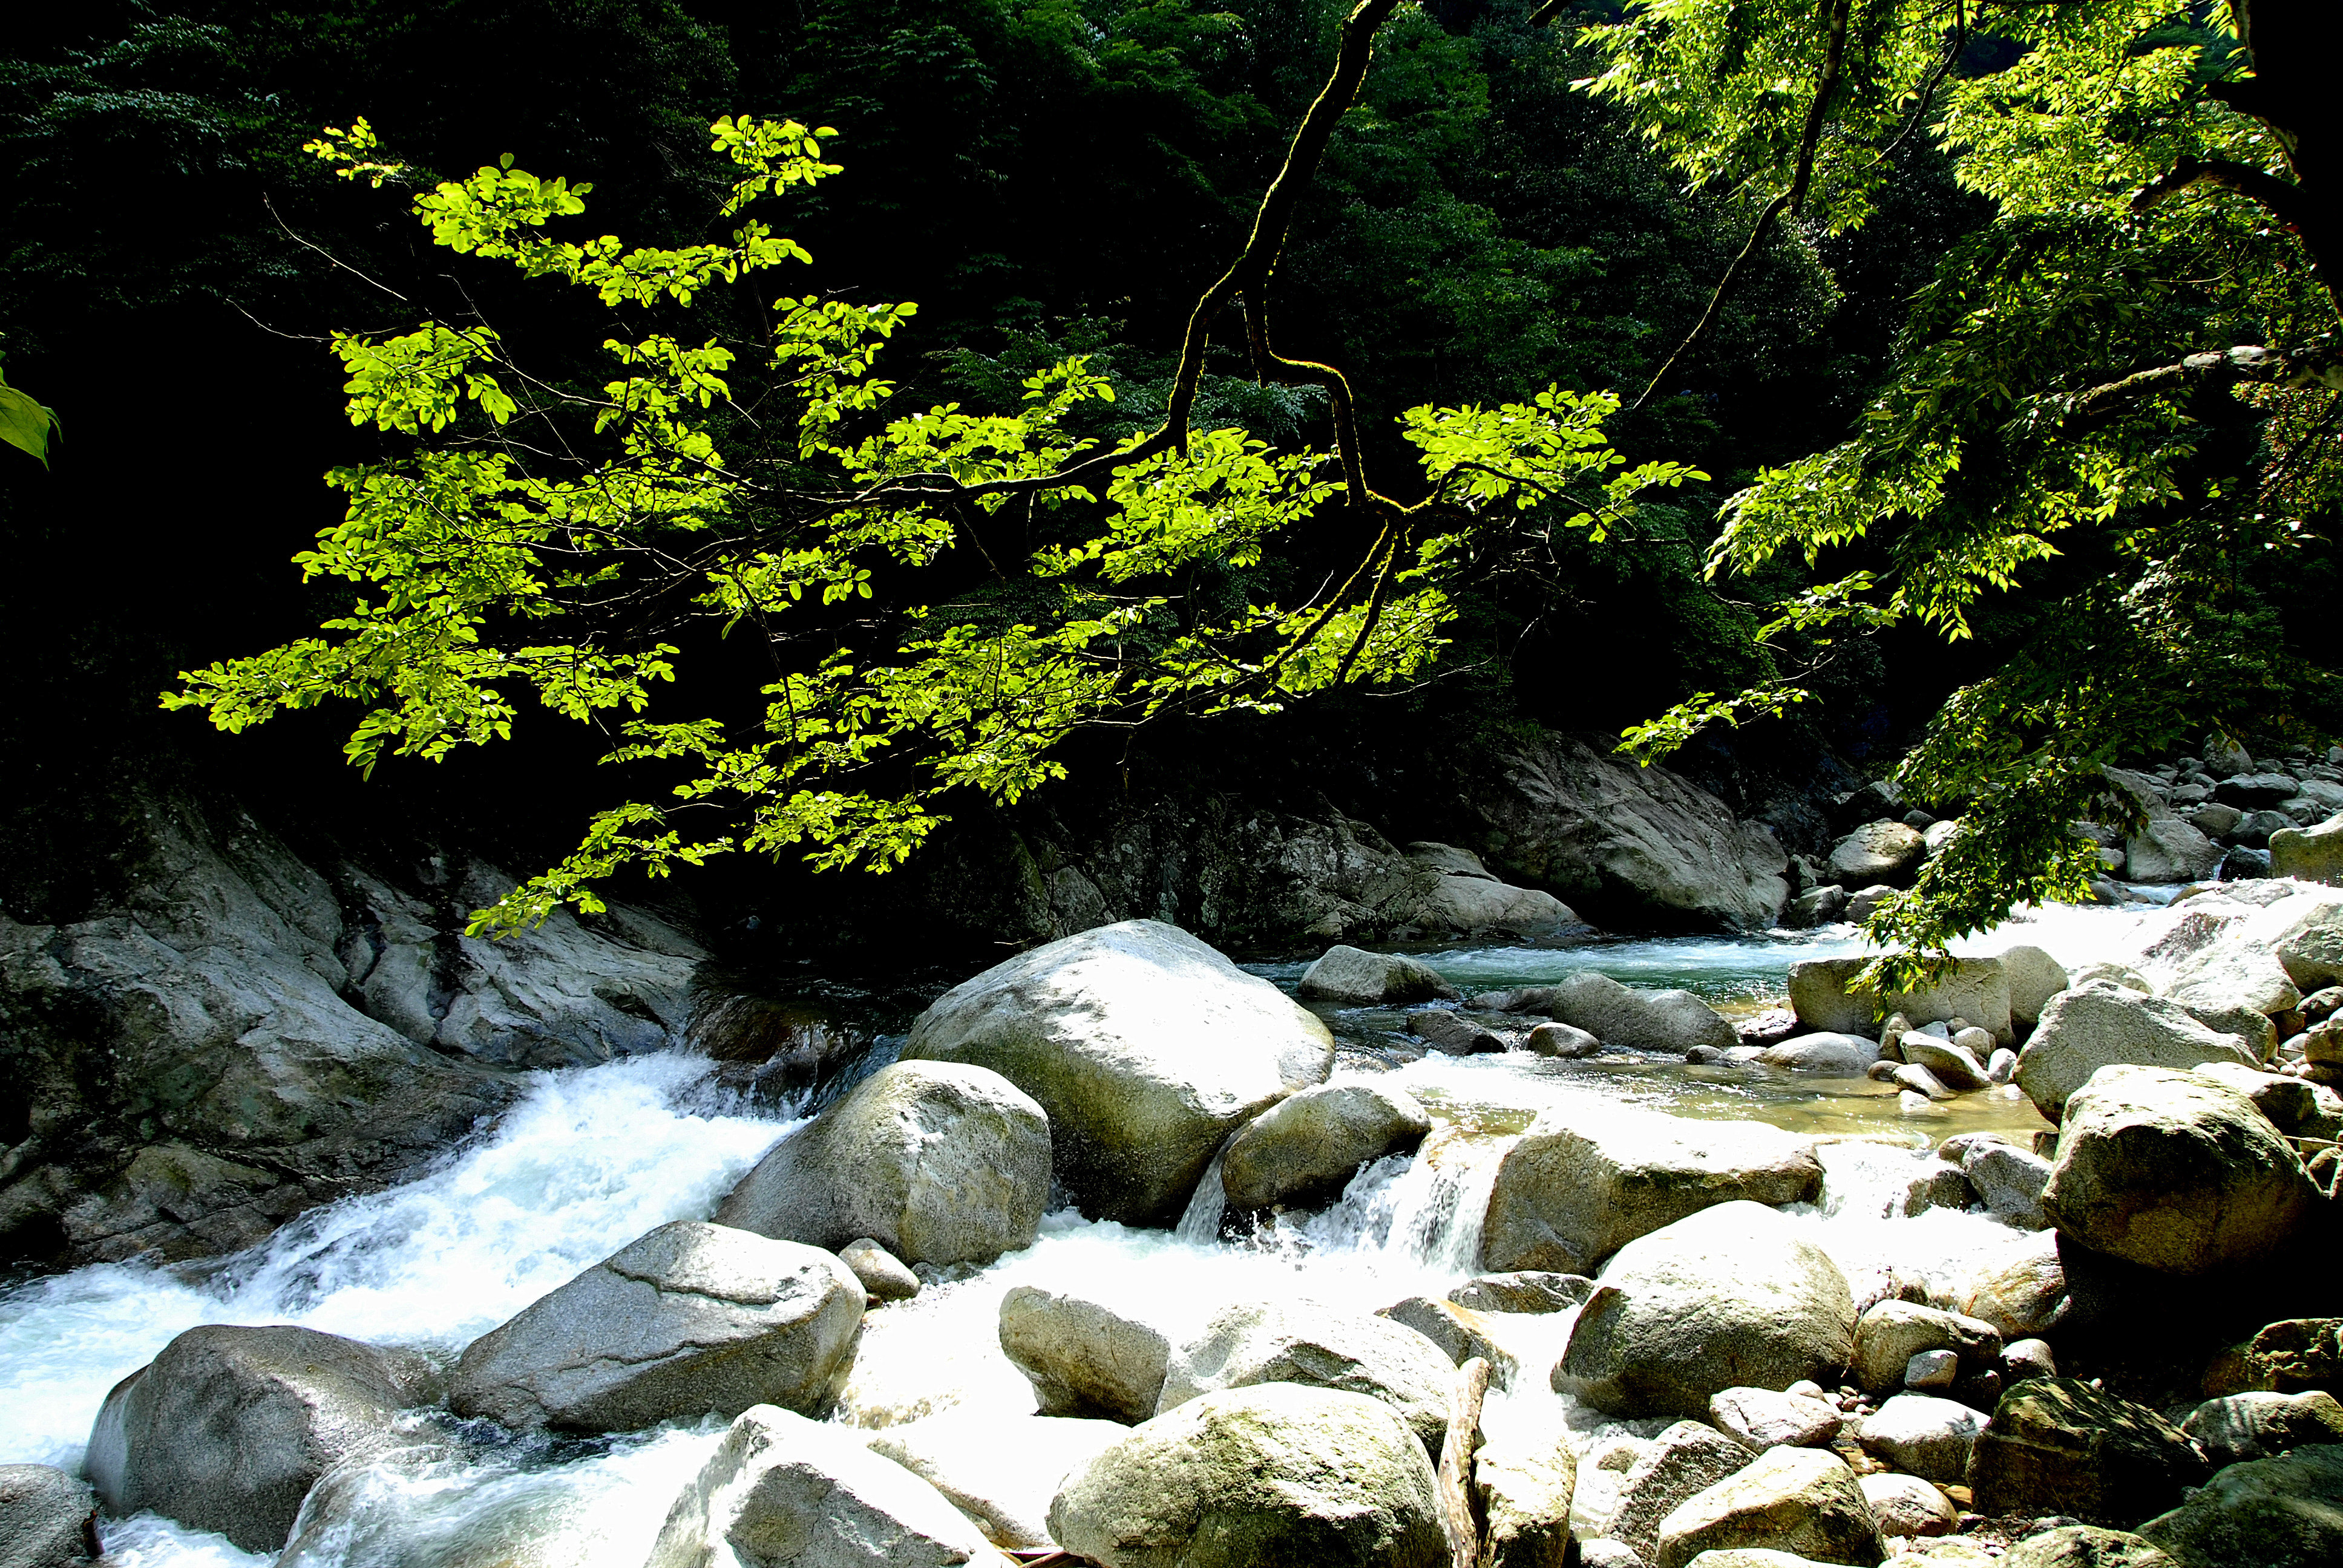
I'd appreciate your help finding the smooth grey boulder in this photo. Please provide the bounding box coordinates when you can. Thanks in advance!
[0,1466,97,1568]
[1297,945,1458,1006]
[647,1403,1005,1568]
[1527,1020,1604,1058]
[2002,1525,2175,1567]
[1757,1033,1879,1074]
[2015,982,2261,1117]
[868,1411,1126,1550]
[85,1324,433,1553]
[2128,818,2223,884]
[2180,1390,2343,1466]
[2164,942,2297,1059]
[2040,1064,2319,1275]
[1156,1298,1455,1451]
[1784,884,1848,929]
[1903,1036,1988,1091]
[1788,956,2013,1045]
[1483,1110,1823,1275]
[1408,1008,1508,1055]
[1549,972,1738,1053]
[1844,884,1898,923]
[1556,1202,1856,1419]
[1474,1413,1578,1568]
[1962,1142,2054,1229]
[1605,1420,1755,1561]
[1954,1229,2071,1339]
[2269,816,2343,884]
[900,920,1334,1225]
[450,1221,863,1431]
[839,1238,920,1303]
[1449,1272,1594,1314]
[1828,821,1925,887]
[2272,896,2343,989]
[1858,1472,1955,1540]
[716,1062,1049,1267]
[1651,1446,1884,1568]
[1849,1301,2002,1396]
[2003,946,2070,1026]
[1048,1383,1445,1568]
[1708,1388,1843,1453]
[1416,874,1580,937]
[2138,1442,2343,1568]
[1377,1295,1519,1387]
[998,1286,1173,1425]
[2189,1060,2321,1134]
[1856,1394,1985,1483]
[1968,1378,2207,1526]
[1219,1080,1431,1212]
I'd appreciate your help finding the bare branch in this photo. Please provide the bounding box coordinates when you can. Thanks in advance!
[2064,341,2343,434]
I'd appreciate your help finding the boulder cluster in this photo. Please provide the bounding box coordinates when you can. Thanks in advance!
[16,898,2343,1568]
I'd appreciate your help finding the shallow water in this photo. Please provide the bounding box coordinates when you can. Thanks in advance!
[0,897,2170,1566]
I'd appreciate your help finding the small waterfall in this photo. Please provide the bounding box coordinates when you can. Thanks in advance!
[1293,1131,1516,1273]
[1173,1135,1234,1244]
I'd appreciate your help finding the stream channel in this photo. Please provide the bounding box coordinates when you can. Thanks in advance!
[0,898,2177,1568]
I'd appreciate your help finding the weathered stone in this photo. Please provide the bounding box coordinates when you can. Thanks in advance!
[1788,956,2014,1045]
[1966,1378,2207,1527]
[2201,1318,2343,1397]
[2164,941,2298,1060]
[1907,1352,1958,1391]
[1902,1165,1975,1217]
[1856,1394,1985,1483]
[1377,1295,1519,1387]
[1962,1143,2054,1230]
[1449,1272,1594,1314]
[2041,1064,2319,1275]
[2002,1525,2175,1568]
[1828,822,1926,887]
[868,1410,1126,1550]
[85,1324,433,1553]
[0,1465,97,1568]
[901,920,1333,1225]
[1415,872,1581,938]
[1409,1008,1509,1056]
[1556,1203,1856,1420]
[1048,1383,1445,1568]
[1850,1302,2003,1396]
[2214,772,2305,808]
[1606,1421,1755,1561]
[1844,885,1898,924]
[1858,1472,1955,1539]
[1904,1037,1988,1091]
[1483,1111,1823,1275]
[1955,1229,2070,1340]
[1297,945,1460,1005]
[1527,1021,1604,1058]
[1894,1063,1958,1102]
[2014,984,2261,1117]
[450,1221,863,1432]
[2003,947,2071,1026]
[2181,1390,2343,1467]
[1651,1446,1884,1568]
[1220,1081,1431,1212]
[2269,815,2343,885]
[839,1238,920,1304]
[1156,1298,1456,1450]
[1475,1414,1578,1568]
[1550,973,1740,1054]
[647,1403,1004,1568]
[1708,1388,1843,1453]
[718,1063,1049,1267]
[1784,886,1848,929]
[998,1286,1173,1424]
[2126,818,2223,884]
[2138,1442,2343,1568]
[2272,897,2343,990]
[1758,1034,1879,1074]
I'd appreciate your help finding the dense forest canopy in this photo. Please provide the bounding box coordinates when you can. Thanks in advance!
[3,1,2335,968]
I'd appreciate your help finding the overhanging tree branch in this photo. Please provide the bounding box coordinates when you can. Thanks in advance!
[2063,341,2343,434]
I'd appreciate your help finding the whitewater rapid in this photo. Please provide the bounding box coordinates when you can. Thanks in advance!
[0,897,2169,1567]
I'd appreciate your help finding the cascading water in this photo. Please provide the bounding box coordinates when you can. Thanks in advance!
[0,897,2170,1567]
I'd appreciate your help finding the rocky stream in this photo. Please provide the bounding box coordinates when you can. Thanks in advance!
[6,742,2343,1568]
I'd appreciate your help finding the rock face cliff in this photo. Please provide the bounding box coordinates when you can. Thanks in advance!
[0,792,703,1266]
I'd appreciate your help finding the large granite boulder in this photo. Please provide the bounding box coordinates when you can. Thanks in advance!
[1048,1383,1445,1568]
[2003,1525,2177,1567]
[1556,1202,1857,1419]
[2269,815,2343,884]
[1605,1421,1755,1561]
[1414,872,1580,937]
[1788,956,2014,1045]
[85,1324,434,1553]
[1548,972,1739,1053]
[1297,946,1459,1005]
[2040,1065,2319,1275]
[1156,1299,1455,1451]
[0,1465,97,1568]
[2014,984,2261,1118]
[2138,1443,2343,1568]
[2162,944,2296,1059]
[1856,1395,1985,1483]
[1482,1110,1823,1275]
[2201,1319,2343,1397]
[868,1411,1127,1550]
[1967,1379,2207,1526]
[1476,1422,1577,1568]
[2181,1391,2343,1466]
[900,920,1334,1224]
[647,1403,1005,1568]
[2002,946,2071,1027]
[1220,1081,1432,1212]
[1651,1446,1885,1568]
[450,1221,863,1431]
[1758,1033,1879,1074]
[1829,822,1925,887]
[2272,896,2343,990]
[1954,1228,2072,1339]
[2127,818,2224,884]
[716,1062,1049,1267]
[998,1287,1174,1424]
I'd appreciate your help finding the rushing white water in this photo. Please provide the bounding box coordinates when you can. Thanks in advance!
[0,893,2192,1567]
